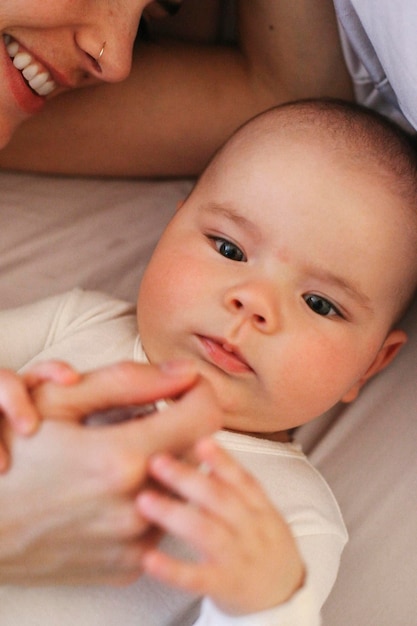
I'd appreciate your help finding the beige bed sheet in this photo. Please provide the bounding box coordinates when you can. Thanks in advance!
[0,170,193,307]
[0,169,416,625]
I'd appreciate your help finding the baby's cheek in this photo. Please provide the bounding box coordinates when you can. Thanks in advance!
[137,291,162,356]
[138,292,181,367]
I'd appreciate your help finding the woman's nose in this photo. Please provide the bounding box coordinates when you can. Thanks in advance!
[224,282,279,334]
[76,7,143,82]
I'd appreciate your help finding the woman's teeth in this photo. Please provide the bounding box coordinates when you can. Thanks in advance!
[4,35,56,97]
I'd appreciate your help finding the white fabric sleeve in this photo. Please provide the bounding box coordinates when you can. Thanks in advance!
[0,288,136,372]
[194,581,320,626]
[0,291,77,370]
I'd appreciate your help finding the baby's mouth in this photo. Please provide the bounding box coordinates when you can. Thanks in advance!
[4,34,56,97]
[198,335,253,375]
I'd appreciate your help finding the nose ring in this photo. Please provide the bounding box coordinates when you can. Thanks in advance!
[93,42,106,73]
[97,42,106,61]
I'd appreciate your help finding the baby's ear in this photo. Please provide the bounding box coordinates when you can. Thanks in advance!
[341,329,407,403]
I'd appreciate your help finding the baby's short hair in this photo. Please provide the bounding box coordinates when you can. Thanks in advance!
[277,98,417,208]
[236,98,416,204]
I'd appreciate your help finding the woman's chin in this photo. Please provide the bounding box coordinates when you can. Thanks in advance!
[0,117,21,150]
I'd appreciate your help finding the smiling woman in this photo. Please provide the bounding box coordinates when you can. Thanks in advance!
[0,0,152,147]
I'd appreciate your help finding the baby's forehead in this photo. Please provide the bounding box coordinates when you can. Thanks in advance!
[206,105,417,218]
[204,121,415,247]
[221,121,414,214]
[212,123,373,189]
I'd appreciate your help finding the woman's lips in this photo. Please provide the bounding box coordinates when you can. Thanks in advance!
[2,35,45,115]
[198,335,252,374]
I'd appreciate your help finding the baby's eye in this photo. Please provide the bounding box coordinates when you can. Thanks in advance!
[209,237,246,262]
[303,294,341,317]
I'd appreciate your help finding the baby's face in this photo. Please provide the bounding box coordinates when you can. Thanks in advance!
[137,133,409,435]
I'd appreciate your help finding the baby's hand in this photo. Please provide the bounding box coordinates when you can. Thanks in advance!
[137,437,305,616]
[0,361,79,471]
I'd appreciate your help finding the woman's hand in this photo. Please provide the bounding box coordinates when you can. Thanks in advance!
[0,361,222,586]
[137,437,305,615]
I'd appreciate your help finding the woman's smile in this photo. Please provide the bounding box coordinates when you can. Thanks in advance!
[4,34,57,99]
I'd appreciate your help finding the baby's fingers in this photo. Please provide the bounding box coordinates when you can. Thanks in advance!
[0,368,39,436]
[137,489,229,558]
[194,437,269,508]
[145,441,270,530]
[142,450,237,525]
[141,548,213,596]
[23,360,80,389]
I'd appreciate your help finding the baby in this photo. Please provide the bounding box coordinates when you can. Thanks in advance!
[1,98,417,625]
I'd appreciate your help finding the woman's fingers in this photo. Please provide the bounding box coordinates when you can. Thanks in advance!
[32,360,201,420]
